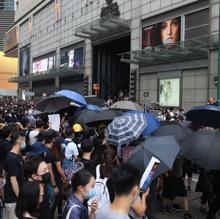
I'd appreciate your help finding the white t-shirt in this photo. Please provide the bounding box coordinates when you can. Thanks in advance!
[96,205,130,219]
[64,138,79,160]
[29,130,39,145]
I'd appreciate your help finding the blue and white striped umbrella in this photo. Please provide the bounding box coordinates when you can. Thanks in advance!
[107,113,148,146]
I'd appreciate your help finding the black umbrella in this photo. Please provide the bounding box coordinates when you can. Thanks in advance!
[36,95,76,113]
[72,109,122,127]
[185,105,220,128]
[128,136,180,176]
[180,131,220,170]
[84,96,104,107]
[152,124,193,142]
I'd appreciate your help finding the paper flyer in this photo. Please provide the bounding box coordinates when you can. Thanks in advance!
[140,156,160,192]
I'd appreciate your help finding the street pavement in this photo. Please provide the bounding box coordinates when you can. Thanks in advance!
[156,175,206,219]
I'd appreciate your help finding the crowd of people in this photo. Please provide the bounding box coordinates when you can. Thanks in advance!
[0,97,219,219]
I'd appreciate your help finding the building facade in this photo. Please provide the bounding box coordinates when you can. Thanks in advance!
[0,0,17,97]
[4,0,219,110]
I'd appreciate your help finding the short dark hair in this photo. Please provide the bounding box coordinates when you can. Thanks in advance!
[10,131,25,146]
[21,118,29,128]
[44,129,58,144]
[36,120,44,129]
[23,157,43,179]
[1,125,11,139]
[81,138,93,153]
[112,164,140,196]
[71,169,93,192]
[65,128,73,138]
[15,181,41,218]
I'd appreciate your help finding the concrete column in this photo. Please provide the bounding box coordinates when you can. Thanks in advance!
[56,47,61,67]
[84,39,93,95]
[29,80,32,91]
[55,76,60,91]
[130,0,141,101]
[208,0,219,99]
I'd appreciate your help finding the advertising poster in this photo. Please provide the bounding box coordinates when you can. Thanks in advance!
[142,17,181,48]
[159,78,180,107]
[61,47,83,68]
[33,56,55,73]
[19,46,30,76]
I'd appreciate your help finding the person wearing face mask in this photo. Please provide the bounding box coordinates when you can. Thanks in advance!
[96,163,141,219]
[72,124,84,153]
[23,157,52,219]
[4,131,26,219]
[63,169,98,219]
[15,181,44,219]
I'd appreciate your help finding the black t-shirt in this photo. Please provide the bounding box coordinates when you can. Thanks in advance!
[92,137,107,164]
[0,139,11,164]
[79,157,98,177]
[5,152,23,203]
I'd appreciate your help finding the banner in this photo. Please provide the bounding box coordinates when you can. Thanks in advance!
[142,16,181,48]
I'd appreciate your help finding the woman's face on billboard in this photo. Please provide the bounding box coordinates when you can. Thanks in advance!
[160,18,180,44]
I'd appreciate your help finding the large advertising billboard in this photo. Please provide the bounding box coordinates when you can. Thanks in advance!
[61,47,83,68]
[159,78,180,107]
[32,56,55,74]
[19,45,30,76]
[142,17,181,48]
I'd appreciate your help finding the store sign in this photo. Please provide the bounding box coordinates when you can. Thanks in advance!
[159,78,180,107]
[3,27,18,53]
[142,16,181,48]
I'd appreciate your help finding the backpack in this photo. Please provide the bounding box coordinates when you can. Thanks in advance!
[62,140,84,182]
[88,165,110,209]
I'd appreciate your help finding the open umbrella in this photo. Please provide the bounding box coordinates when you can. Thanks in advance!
[86,104,102,112]
[180,131,220,170]
[55,90,87,106]
[72,109,121,126]
[36,95,74,113]
[84,95,104,107]
[127,136,181,176]
[106,113,147,146]
[152,124,193,142]
[110,101,144,112]
[124,111,161,136]
[185,105,220,128]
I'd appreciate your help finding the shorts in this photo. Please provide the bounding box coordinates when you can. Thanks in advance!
[162,176,187,200]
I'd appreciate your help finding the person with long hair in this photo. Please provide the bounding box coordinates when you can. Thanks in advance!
[15,181,44,219]
[63,169,98,219]
[50,136,67,219]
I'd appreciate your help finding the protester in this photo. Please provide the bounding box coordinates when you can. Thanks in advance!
[15,181,44,219]
[0,125,12,164]
[29,120,44,146]
[4,131,26,219]
[62,169,98,219]
[0,161,6,218]
[50,136,67,219]
[96,163,141,219]
[23,157,51,219]
[79,138,98,177]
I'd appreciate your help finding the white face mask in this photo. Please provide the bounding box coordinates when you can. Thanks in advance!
[0,178,6,188]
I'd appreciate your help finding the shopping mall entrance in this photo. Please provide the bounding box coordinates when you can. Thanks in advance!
[93,35,130,99]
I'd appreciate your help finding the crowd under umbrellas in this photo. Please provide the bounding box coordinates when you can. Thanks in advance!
[0,90,220,219]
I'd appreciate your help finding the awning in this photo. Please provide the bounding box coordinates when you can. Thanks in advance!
[119,34,218,66]
[9,67,84,83]
[75,15,130,40]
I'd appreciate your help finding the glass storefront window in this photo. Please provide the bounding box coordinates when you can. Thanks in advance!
[61,47,84,68]
[0,0,15,11]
